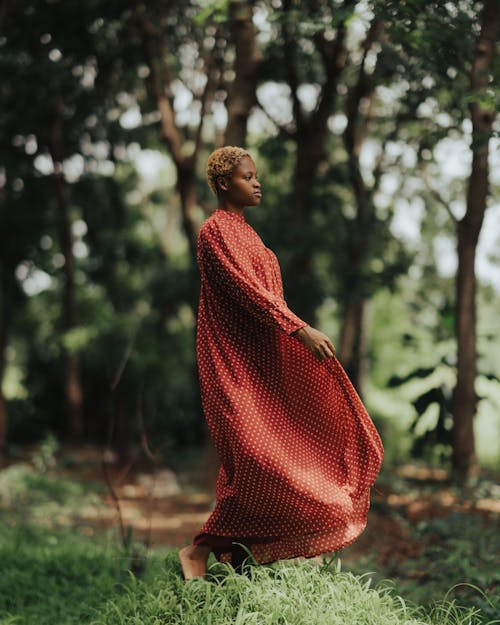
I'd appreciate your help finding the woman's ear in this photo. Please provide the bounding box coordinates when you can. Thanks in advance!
[217,175,229,192]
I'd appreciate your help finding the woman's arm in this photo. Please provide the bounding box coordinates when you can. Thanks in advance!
[198,221,307,335]
[199,220,337,360]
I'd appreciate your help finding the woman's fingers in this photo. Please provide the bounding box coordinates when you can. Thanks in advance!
[294,325,336,360]
[318,340,335,360]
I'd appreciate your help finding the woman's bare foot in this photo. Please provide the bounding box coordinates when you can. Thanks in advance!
[178,544,211,580]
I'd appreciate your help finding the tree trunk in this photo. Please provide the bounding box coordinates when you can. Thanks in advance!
[224,1,262,147]
[337,20,381,396]
[177,163,199,263]
[138,11,218,262]
[0,0,6,32]
[288,145,321,325]
[451,0,499,481]
[49,95,84,440]
[281,0,353,324]
[0,2,8,458]
[338,296,367,393]
[337,165,373,395]
[452,230,478,479]
[0,267,7,457]
[338,165,372,395]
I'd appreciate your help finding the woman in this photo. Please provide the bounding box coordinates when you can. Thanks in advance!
[179,146,383,580]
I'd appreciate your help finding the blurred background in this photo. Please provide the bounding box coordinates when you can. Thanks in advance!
[1,0,499,475]
[1,1,499,621]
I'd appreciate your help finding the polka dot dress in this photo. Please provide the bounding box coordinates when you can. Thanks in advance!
[193,208,384,565]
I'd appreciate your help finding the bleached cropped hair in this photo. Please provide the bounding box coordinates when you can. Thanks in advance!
[206,146,251,196]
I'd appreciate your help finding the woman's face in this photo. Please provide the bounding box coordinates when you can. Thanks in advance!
[220,157,262,207]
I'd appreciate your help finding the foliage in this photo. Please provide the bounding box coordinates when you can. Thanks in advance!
[406,513,500,621]
[0,523,120,625]
[0,461,105,526]
[346,510,500,624]
[366,282,500,469]
[0,0,499,469]
[90,554,488,625]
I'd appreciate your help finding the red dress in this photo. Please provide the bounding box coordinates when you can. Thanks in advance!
[193,208,383,564]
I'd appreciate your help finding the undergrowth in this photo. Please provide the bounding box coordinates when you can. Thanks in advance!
[0,523,118,625]
[0,522,494,625]
[90,550,492,625]
[395,513,499,622]
[343,498,499,620]
[0,462,498,625]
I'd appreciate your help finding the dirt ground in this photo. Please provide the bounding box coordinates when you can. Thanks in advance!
[44,445,499,569]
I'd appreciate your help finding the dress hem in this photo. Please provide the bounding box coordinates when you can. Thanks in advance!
[192,517,368,566]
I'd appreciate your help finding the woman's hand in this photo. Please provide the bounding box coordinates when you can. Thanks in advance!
[293,325,336,361]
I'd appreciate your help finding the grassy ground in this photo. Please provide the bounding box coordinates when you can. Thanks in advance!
[0,456,498,625]
[0,522,488,625]
[339,471,500,623]
[342,510,500,623]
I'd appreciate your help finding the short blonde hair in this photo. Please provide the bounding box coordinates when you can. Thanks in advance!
[206,146,251,195]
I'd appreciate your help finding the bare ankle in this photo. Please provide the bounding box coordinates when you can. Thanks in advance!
[179,544,211,580]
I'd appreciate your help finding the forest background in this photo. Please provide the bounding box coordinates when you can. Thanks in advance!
[1,1,500,623]
[1,0,499,477]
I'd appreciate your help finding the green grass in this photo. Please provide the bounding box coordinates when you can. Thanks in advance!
[0,461,106,525]
[0,522,492,625]
[386,513,500,622]
[87,553,485,625]
[341,473,500,622]
[0,462,497,625]
[0,523,119,625]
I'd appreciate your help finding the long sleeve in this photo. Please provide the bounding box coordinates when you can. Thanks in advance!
[194,211,383,566]
[198,218,307,335]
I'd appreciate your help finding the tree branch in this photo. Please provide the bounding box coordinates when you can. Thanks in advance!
[192,52,218,163]
[282,0,304,130]
[421,164,458,223]
[343,18,381,156]
[311,0,356,135]
[255,93,296,139]
[137,11,184,165]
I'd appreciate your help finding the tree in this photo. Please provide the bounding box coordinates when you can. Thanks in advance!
[48,94,84,438]
[383,0,500,479]
[256,2,411,392]
[131,0,261,260]
[224,1,263,146]
[258,0,356,325]
[134,2,215,259]
[451,0,499,480]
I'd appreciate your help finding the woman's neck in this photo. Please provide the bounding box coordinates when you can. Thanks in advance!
[217,197,245,216]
